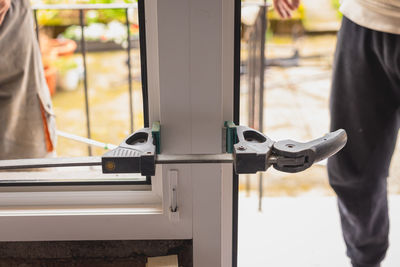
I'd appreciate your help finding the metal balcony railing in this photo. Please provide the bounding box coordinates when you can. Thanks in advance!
[242,2,268,211]
[32,3,148,156]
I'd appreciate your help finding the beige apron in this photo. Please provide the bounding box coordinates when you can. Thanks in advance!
[0,0,56,159]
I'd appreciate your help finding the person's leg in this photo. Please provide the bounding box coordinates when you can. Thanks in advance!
[328,17,400,267]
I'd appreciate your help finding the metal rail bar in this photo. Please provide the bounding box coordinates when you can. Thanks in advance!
[0,154,286,171]
[79,10,92,156]
[126,8,134,133]
[0,157,101,170]
[0,154,235,171]
[32,3,137,10]
[258,2,267,212]
[156,154,233,164]
[138,0,149,128]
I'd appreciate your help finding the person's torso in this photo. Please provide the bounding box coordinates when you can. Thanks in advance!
[0,0,56,159]
[340,0,400,34]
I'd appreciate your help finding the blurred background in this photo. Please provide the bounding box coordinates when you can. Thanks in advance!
[31,0,400,265]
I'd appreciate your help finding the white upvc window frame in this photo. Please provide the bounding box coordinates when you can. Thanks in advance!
[0,163,193,241]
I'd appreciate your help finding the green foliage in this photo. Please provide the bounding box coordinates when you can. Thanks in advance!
[331,0,343,19]
[37,0,137,26]
[54,56,79,74]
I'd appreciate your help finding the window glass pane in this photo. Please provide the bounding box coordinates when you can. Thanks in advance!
[0,1,149,186]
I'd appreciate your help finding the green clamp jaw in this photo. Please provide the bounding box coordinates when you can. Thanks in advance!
[151,121,161,154]
[224,121,238,154]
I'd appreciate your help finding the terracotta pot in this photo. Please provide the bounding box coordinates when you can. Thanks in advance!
[41,49,58,70]
[44,66,57,96]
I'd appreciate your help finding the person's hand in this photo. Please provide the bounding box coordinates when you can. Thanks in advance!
[0,0,11,25]
[273,0,300,19]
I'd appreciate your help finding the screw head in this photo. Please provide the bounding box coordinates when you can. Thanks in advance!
[105,161,116,171]
[238,146,246,151]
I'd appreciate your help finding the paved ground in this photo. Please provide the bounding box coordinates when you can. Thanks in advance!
[239,194,400,267]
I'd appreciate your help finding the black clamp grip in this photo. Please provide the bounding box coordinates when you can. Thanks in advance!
[102,128,156,176]
[271,129,347,173]
[232,125,347,174]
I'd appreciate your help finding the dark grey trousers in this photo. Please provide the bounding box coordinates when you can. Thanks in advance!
[328,17,400,267]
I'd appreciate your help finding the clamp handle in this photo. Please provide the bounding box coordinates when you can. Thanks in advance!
[272,129,347,173]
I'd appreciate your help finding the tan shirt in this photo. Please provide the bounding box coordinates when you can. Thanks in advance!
[340,0,400,34]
